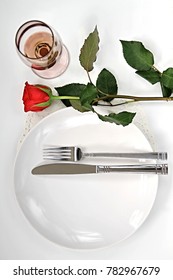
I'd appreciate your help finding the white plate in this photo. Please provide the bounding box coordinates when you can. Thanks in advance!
[14,107,158,249]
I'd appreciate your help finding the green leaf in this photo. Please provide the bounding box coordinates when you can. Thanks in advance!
[79,26,100,72]
[55,83,86,106]
[96,68,118,98]
[81,103,94,111]
[136,68,161,85]
[160,80,172,97]
[161,68,173,90]
[98,111,136,126]
[120,40,154,71]
[70,99,89,112]
[80,83,98,107]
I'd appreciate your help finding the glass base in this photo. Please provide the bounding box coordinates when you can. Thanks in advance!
[32,45,69,79]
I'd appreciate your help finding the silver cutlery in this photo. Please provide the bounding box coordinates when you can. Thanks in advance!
[32,163,168,175]
[43,146,168,162]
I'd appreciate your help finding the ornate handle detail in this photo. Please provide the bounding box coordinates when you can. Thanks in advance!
[97,164,168,175]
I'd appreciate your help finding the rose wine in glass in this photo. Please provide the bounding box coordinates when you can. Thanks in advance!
[15,20,69,79]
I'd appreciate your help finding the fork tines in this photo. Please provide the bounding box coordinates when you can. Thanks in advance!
[43,146,73,160]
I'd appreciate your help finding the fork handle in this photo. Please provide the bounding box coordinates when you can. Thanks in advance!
[84,152,167,160]
[97,164,168,175]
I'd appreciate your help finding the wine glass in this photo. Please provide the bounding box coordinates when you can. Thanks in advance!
[15,20,69,79]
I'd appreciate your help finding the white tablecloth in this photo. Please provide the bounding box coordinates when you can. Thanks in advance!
[0,0,173,260]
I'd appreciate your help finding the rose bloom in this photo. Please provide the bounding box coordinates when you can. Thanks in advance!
[22,82,52,112]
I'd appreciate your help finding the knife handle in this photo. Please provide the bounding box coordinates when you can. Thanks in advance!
[97,164,168,175]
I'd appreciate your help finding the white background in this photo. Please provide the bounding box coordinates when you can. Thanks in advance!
[0,0,173,261]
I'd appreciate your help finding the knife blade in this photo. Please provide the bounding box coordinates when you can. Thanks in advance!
[31,163,168,175]
[32,163,96,175]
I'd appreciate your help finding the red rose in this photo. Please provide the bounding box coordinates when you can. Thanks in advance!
[22,82,52,112]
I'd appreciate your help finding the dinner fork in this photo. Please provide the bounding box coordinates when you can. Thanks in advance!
[43,146,167,162]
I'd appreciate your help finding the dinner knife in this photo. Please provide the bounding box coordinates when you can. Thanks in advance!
[32,163,168,175]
